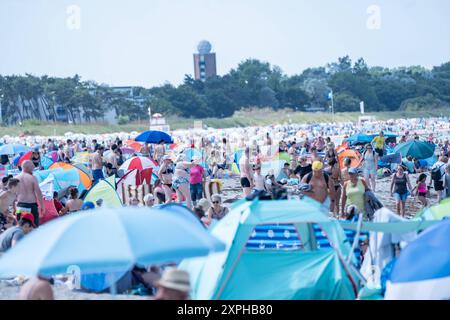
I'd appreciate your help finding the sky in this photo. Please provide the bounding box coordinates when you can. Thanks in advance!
[1,0,449,87]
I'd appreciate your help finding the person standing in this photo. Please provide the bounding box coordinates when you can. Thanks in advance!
[158,156,174,204]
[189,156,205,207]
[105,144,119,176]
[294,156,312,180]
[359,144,378,192]
[91,146,105,185]
[443,165,450,200]
[16,161,44,227]
[372,131,385,157]
[239,147,253,197]
[430,156,448,202]
[153,140,166,164]
[390,165,413,217]
[341,168,369,219]
[301,161,335,208]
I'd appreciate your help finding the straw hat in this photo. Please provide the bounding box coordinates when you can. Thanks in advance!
[155,268,190,293]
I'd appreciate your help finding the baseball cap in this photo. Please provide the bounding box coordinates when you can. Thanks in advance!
[348,168,358,175]
[82,202,95,210]
[312,161,324,171]
[21,213,36,228]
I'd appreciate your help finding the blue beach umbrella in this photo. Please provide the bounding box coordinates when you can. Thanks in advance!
[0,206,225,278]
[0,144,31,155]
[384,219,450,300]
[394,140,435,160]
[134,130,173,144]
[345,134,372,144]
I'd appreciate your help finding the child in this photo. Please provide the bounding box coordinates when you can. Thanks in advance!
[443,166,450,200]
[412,173,428,208]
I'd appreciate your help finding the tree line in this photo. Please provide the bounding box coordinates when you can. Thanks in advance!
[0,56,449,124]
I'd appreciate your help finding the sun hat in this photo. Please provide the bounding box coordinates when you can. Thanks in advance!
[155,268,191,293]
[20,213,36,228]
[312,161,324,171]
[197,198,211,211]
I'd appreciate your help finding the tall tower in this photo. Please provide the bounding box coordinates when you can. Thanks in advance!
[193,40,217,81]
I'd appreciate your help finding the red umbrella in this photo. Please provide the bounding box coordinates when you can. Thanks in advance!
[18,151,33,167]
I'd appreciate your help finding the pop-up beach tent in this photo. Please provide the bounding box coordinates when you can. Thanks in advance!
[180,198,359,300]
[83,176,122,208]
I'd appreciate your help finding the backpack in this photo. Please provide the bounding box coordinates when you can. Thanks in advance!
[305,171,329,186]
[431,164,445,181]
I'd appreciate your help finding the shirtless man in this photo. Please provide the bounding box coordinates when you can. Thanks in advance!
[19,276,54,300]
[153,141,166,164]
[16,161,44,227]
[0,178,19,230]
[106,144,118,176]
[91,145,105,184]
[239,147,253,197]
[301,161,335,209]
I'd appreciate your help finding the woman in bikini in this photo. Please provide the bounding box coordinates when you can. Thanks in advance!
[327,157,342,217]
[158,155,174,204]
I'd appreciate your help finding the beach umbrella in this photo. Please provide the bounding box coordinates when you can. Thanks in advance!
[17,151,33,167]
[46,151,59,163]
[120,147,136,155]
[385,220,450,300]
[119,156,158,172]
[124,140,142,152]
[12,152,26,167]
[0,206,225,278]
[345,134,372,144]
[393,141,435,160]
[71,152,92,165]
[134,130,173,144]
[0,144,30,155]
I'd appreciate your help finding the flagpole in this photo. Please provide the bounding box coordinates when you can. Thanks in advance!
[330,90,335,123]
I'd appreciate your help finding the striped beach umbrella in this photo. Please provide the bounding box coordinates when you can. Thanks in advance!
[385,219,450,300]
[119,156,159,172]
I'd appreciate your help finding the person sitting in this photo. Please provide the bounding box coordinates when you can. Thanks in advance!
[53,191,64,214]
[143,194,155,208]
[60,187,83,215]
[153,268,190,300]
[206,194,229,223]
[0,213,35,253]
[402,156,416,174]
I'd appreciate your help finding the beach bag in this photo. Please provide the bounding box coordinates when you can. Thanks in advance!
[431,164,444,181]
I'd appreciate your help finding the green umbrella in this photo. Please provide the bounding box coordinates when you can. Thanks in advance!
[393,140,435,160]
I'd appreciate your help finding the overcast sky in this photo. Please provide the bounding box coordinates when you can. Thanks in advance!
[1,0,449,87]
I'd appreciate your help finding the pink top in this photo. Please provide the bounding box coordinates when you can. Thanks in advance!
[418,182,427,193]
[189,165,204,184]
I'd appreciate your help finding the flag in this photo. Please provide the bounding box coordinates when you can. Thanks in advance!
[327,90,333,100]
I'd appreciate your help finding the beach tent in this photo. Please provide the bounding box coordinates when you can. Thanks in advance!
[71,152,92,166]
[337,149,361,168]
[345,134,372,145]
[49,162,92,191]
[35,168,81,192]
[384,219,450,300]
[415,198,450,221]
[83,175,122,208]
[180,198,359,300]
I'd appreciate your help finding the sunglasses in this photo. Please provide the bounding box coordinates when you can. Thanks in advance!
[212,201,220,204]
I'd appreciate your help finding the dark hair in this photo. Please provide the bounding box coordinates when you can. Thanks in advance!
[417,173,427,183]
[2,176,10,184]
[19,218,33,228]
[111,144,118,151]
[96,145,105,151]
[53,191,59,198]
[7,178,19,188]
[154,179,162,187]
[407,156,413,161]
[284,162,290,167]
[106,163,113,169]
[222,138,227,144]
[70,187,79,199]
